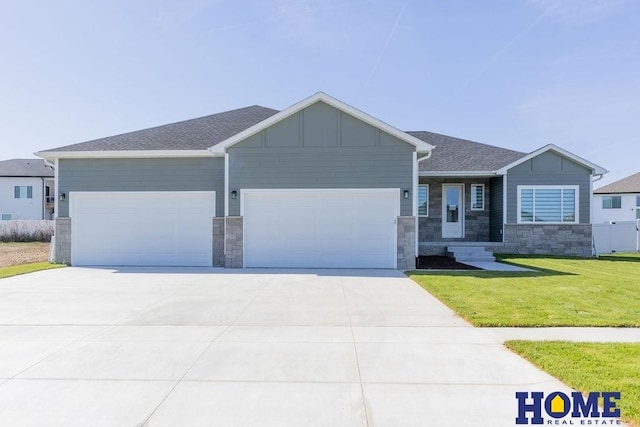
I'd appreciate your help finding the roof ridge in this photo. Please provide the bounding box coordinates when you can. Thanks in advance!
[407,130,526,155]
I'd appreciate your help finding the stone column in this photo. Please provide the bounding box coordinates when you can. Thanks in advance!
[224,217,243,268]
[54,217,71,265]
[212,218,225,267]
[397,216,416,270]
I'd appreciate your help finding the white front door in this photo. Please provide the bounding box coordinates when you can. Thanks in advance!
[442,184,464,238]
[242,189,398,268]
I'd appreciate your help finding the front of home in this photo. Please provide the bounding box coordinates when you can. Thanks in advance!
[37,92,607,269]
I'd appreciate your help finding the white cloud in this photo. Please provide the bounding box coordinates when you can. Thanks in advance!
[528,0,629,25]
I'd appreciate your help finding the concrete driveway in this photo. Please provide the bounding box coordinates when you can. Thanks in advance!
[0,267,573,426]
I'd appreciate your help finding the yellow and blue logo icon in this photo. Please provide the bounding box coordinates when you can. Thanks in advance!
[515,391,621,425]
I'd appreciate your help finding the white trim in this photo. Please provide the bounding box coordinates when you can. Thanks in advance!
[417,184,429,217]
[496,144,608,175]
[471,184,485,210]
[413,152,418,256]
[209,92,434,154]
[419,171,498,177]
[502,174,507,238]
[54,158,59,220]
[516,185,580,224]
[36,150,216,161]
[224,152,230,256]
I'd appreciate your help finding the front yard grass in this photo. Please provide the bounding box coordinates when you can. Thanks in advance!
[408,253,640,327]
[506,341,640,426]
[0,262,65,279]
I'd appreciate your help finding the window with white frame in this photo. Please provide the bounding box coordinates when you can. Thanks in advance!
[1,214,11,221]
[418,184,429,216]
[637,196,640,220]
[14,186,33,199]
[602,196,622,209]
[518,186,578,223]
[471,184,484,210]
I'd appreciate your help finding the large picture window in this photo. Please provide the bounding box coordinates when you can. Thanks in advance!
[518,186,579,224]
[418,184,429,216]
[602,196,621,209]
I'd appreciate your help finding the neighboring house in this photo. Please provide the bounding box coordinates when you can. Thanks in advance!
[593,172,640,223]
[0,159,55,220]
[36,92,607,268]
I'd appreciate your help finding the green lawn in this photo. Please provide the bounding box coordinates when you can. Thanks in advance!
[408,253,640,326]
[0,262,65,279]
[506,341,640,426]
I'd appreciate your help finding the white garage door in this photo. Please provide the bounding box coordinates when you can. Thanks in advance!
[243,189,398,268]
[70,191,215,266]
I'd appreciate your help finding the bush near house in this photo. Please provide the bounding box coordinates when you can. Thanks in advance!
[0,220,54,243]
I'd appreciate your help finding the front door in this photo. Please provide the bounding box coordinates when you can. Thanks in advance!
[442,184,464,238]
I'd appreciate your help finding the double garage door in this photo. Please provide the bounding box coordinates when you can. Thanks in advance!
[70,189,398,268]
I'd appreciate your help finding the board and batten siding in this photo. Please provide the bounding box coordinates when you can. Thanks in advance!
[227,101,415,216]
[505,151,592,224]
[489,176,503,241]
[58,158,224,217]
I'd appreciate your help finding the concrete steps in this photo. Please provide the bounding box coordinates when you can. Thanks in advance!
[447,246,496,262]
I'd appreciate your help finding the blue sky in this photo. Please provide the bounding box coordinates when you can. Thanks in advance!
[1,0,638,186]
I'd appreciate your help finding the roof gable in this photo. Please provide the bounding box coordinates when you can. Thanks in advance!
[0,159,54,177]
[209,92,434,154]
[594,172,640,194]
[496,144,608,175]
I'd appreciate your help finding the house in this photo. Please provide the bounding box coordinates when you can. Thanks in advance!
[0,159,55,220]
[36,92,607,268]
[593,172,640,223]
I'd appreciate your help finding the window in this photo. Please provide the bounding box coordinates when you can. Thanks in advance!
[637,196,640,220]
[518,186,578,224]
[418,185,429,216]
[1,214,11,221]
[14,186,33,199]
[471,184,484,210]
[602,196,622,209]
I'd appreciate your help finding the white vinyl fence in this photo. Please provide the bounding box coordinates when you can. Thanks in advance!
[592,220,640,255]
[0,220,54,242]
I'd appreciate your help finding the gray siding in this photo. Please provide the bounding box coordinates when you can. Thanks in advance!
[228,101,415,216]
[58,158,224,217]
[506,151,592,224]
[489,176,503,242]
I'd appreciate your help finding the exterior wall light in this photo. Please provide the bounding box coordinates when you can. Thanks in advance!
[231,190,237,199]
[59,192,66,201]
[403,190,410,199]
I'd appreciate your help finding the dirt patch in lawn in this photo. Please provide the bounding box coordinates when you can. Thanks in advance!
[416,255,481,270]
[0,242,50,267]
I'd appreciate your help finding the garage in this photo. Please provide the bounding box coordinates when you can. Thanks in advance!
[242,189,398,268]
[70,191,215,266]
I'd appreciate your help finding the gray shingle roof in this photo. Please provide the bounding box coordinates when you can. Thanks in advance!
[594,172,640,194]
[40,106,280,152]
[39,105,528,174]
[0,159,54,177]
[408,131,526,172]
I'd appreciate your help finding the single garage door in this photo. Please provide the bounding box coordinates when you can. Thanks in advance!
[70,191,215,266]
[243,189,398,268]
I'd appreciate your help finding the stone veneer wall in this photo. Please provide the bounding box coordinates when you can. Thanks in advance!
[54,217,72,265]
[213,218,225,267]
[418,178,491,243]
[497,224,592,257]
[224,217,243,268]
[397,216,416,270]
